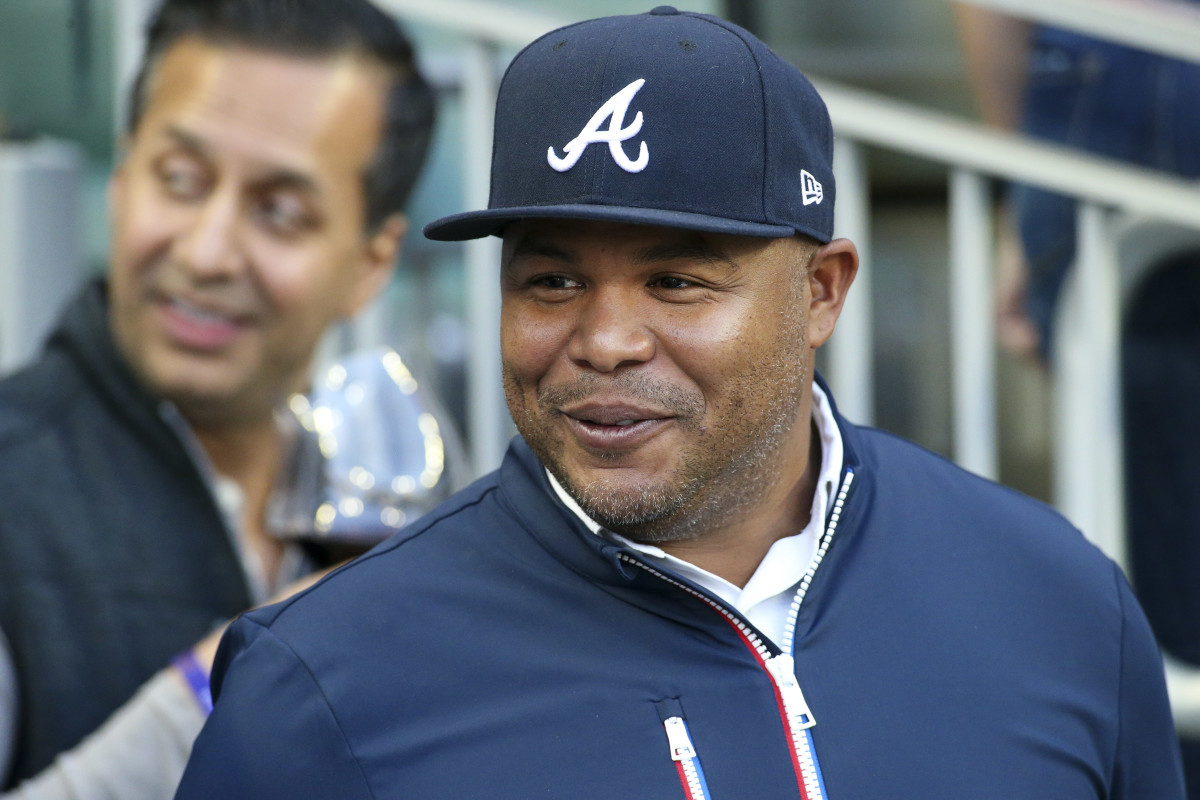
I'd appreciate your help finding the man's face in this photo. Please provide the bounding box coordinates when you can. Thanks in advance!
[501,219,819,543]
[108,37,398,427]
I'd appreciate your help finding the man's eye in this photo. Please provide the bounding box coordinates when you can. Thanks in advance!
[157,160,207,200]
[534,275,582,290]
[256,194,313,236]
[652,275,697,290]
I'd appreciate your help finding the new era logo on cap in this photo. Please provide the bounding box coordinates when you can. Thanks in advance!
[801,170,823,206]
[548,79,649,174]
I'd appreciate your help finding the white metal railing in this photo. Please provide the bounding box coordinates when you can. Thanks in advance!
[948,0,1200,730]
[956,0,1200,64]
[112,0,159,138]
[811,78,1200,560]
[108,0,1200,735]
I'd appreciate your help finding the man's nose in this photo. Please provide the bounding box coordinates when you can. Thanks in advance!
[566,289,655,373]
[173,189,244,278]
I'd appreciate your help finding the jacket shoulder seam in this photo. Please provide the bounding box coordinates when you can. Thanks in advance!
[263,481,504,620]
[235,616,379,799]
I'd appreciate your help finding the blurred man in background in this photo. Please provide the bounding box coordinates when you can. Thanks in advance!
[0,0,434,796]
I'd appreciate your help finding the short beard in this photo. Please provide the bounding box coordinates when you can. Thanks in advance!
[568,455,706,541]
[511,356,808,547]
[575,359,808,545]
[514,371,709,538]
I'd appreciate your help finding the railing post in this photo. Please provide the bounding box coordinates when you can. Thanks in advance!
[1053,202,1125,568]
[1166,656,1200,737]
[948,169,998,480]
[112,0,158,138]
[829,137,873,425]
[461,41,508,476]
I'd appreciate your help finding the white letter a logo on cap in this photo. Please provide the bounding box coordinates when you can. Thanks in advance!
[548,79,650,174]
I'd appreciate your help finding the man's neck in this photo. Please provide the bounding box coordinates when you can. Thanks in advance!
[193,418,288,585]
[655,425,822,588]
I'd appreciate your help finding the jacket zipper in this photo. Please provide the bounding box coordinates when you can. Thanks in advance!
[662,715,713,800]
[619,469,855,800]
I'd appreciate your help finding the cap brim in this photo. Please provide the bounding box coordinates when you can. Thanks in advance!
[423,203,810,242]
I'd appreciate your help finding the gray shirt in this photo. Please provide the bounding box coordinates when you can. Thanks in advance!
[0,665,204,800]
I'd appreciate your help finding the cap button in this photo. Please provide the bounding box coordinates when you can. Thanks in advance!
[649,6,680,15]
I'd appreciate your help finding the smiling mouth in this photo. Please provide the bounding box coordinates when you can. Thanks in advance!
[157,295,251,351]
[573,417,660,431]
[174,296,239,323]
[570,410,666,426]
[559,404,675,451]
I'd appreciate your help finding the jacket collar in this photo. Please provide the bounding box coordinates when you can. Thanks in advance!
[498,438,641,586]
[812,370,863,483]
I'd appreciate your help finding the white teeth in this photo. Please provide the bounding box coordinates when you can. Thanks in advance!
[172,298,231,325]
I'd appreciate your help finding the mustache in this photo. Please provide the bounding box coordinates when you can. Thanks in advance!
[147,263,261,317]
[537,372,704,418]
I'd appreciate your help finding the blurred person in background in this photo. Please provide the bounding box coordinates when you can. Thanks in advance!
[0,0,435,796]
[956,3,1200,795]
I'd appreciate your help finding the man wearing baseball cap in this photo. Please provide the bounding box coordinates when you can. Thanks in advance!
[175,8,1182,799]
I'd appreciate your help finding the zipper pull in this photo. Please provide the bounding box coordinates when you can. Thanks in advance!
[765,654,817,730]
[663,716,697,760]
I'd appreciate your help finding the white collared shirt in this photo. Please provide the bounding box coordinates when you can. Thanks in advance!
[549,382,844,648]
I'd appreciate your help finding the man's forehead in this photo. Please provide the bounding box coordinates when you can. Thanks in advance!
[138,36,386,177]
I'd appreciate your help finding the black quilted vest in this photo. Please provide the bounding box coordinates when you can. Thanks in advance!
[0,280,251,786]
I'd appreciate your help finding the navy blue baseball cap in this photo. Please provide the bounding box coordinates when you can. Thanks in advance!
[424,6,835,243]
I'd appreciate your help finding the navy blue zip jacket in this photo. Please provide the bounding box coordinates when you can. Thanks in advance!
[175,393,1183,799]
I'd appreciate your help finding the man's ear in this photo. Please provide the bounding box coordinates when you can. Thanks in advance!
[807,237,859,349]
[342,213,408,317]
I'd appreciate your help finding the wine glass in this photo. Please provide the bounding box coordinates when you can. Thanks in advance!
[267,346,468,547]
